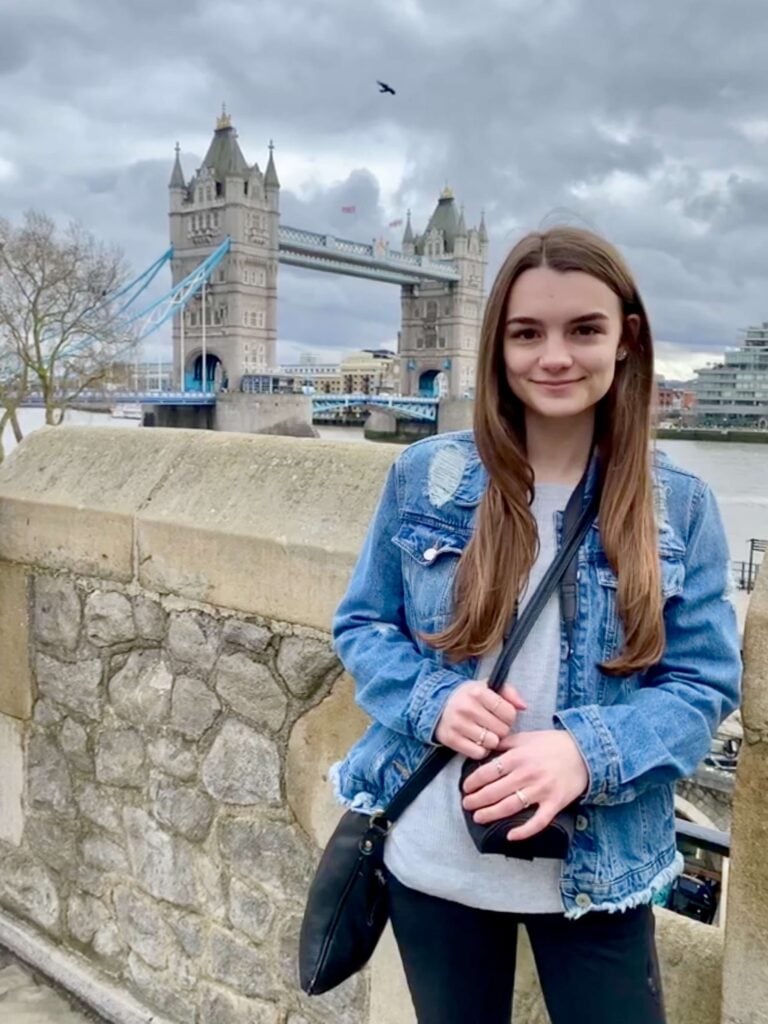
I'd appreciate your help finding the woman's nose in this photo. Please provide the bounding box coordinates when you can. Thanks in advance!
[538,335,573,369]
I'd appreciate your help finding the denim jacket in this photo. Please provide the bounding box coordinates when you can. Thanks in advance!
[329,431,742,917]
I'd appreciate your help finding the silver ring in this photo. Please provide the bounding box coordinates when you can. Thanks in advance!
[477,727,488,747]
[493,757,506,778]
[516,788,531,809]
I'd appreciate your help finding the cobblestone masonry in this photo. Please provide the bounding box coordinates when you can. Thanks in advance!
[0,572,365,1024]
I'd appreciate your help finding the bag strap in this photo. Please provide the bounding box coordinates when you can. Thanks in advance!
[381,462,601,827]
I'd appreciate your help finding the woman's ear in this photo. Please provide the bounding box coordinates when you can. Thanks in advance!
[619,313,641,359]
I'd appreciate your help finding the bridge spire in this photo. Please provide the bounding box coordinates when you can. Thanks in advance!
[169,142,185,189]
[402,210,414,246]
[265,140,280,190]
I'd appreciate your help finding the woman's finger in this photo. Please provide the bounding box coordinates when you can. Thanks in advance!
[455,708,511,749]
[471,786,542,826]
[461,750,526,795]
[477,688,523,728]
[505,802,555,842]
[462,764,534,809]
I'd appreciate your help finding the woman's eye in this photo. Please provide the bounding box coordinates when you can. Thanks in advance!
[510,328,538,341]
[573,324,600,336]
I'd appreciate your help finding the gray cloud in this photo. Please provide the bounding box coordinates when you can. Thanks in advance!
[3,0,768,371]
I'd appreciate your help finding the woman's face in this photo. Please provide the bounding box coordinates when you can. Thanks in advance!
[503,266,634,423]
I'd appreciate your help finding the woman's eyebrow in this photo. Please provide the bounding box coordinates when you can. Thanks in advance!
[505,311,610,326]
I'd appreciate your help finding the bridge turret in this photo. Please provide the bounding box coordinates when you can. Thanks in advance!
[170,112,279,391]
[399,190,488,400]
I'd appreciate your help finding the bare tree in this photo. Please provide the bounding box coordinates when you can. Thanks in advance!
[0,211,139,442]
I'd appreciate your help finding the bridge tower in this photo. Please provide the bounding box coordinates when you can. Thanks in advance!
[168,110,280,390]
[399,189,488,399]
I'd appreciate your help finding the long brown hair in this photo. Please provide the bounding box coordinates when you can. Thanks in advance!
[429,226,664,676]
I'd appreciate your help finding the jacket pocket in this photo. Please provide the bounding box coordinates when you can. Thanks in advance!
[596,554,685,662]
[392,519,471,632]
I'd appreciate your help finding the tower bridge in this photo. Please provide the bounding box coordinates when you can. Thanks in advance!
[167,111,488,399]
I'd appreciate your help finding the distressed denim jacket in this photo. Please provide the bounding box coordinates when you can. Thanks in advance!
[329,431,742,917]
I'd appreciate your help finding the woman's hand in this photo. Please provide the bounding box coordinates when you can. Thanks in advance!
[434,682,527,759]
[461,730,589,841]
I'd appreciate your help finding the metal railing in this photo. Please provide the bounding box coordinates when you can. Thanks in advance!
[675,818,730,858]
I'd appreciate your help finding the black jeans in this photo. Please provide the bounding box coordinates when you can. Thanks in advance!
[387,872,666,1024]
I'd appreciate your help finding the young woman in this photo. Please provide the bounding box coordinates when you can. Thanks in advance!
[329,227,741,1024]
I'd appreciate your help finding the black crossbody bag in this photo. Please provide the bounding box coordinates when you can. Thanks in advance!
[299,472,599,997]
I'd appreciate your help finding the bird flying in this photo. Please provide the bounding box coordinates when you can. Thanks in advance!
[377,81,396,95]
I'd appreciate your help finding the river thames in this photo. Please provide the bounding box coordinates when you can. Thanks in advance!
[4,411,767,566]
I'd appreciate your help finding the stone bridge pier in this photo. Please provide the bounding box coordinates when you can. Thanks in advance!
[0,426,765,1024]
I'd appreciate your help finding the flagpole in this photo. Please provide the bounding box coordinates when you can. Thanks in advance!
[201,280,207,394]
[180,304,185,391]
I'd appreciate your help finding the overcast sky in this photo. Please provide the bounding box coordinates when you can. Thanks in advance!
[3,0,768,378]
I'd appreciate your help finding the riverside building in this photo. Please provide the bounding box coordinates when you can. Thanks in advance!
[694,323,768,428]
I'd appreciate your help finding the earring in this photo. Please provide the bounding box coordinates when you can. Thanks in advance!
[617,350,628,362]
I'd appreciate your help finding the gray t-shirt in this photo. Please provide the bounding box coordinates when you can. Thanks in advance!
[384,483,573,913]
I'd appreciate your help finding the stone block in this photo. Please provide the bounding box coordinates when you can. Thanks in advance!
[171,675,221,740]
[108,649,173,728]
[228,878,274,944]
[85,590,136,646]
[147,735,199,781]
[127,951,198,1022]
[0,564,33,719]
[166,909,207,958]
[199,982,279,1024]
[82,833,130,873]
[67,892,110,945]
[0,713,25,845]
[221,619,271,654]
[276,635,340,699]
[33,575,80,652]
[75,782,123,832]
[202,719,281,805]
[150,773,215,842]
[92,921,126,964]
[35,653,103,720]
[95,726,146,787]
[213,653,287,732]
[27,732,73,815]
[218,818,313,902]
[287,673,368,846]
[114,884,174,969]
[24,814,78,877]
[134,595,168,641]
[123,808,200,908]
[58,717,91,772]
[167,612,220,677]
[208,926,274,998]
[0,849,60,932]
[32,700,63,727]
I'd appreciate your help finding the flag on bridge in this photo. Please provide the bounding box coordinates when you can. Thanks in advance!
[341,205,356,214]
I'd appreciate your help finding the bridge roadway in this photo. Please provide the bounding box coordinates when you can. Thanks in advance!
[21,392,440,422]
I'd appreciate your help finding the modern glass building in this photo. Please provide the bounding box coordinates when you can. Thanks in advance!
[694,323,768,428]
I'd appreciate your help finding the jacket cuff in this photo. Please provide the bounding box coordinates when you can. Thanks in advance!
[408,666,467,745]
[554,705,624,805]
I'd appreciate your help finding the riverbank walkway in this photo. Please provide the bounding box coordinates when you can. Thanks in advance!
[0,948,101,1023]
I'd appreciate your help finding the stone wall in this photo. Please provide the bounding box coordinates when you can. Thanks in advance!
[0,425,763,1024]
[6,569,363,1024]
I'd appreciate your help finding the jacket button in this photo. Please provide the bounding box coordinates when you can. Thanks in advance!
[575,814,588,832]
[575,893,592,909]
[423,547,438,562]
